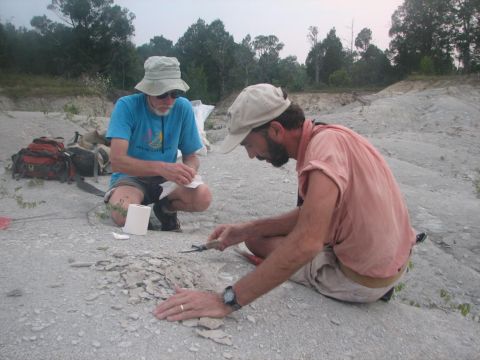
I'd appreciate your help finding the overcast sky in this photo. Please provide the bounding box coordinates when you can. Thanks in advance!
[0,0,404,64]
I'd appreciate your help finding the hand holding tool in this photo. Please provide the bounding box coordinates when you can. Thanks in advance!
[179,239,223,253]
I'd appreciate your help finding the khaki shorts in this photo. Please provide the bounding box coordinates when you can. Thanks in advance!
[290,247,401,303]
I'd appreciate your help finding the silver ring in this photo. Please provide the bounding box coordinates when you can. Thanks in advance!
[180,304,184,312]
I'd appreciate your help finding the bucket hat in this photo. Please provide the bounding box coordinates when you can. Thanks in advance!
[135,56,189,96]
[220,84,291,153]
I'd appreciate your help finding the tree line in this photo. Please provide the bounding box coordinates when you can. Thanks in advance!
[0,0,479,103]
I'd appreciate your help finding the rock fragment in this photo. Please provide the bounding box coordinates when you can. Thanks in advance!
[198,317,224,330]
[196,329,232,346]
[182,318,199,327]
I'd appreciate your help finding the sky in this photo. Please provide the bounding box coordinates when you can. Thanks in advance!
[0,0,405,64]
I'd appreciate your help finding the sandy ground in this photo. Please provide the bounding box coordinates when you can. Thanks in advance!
[0,79,479,360]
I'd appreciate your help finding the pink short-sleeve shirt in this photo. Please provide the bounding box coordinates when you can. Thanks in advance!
[296,120,416,278]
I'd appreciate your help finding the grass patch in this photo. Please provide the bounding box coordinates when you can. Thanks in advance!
[0,72,105,98]
[395,282,406,293]
[458,303,471,317]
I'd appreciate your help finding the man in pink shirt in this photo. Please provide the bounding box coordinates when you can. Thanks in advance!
[154,83,418,321]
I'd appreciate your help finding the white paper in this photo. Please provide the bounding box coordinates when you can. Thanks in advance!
[112,232,130,240]
[158,175,204,200]
[185,175,204,189]
[159,181,177,200]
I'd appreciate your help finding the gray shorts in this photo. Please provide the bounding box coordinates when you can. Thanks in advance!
[103,176,167,205]
[290,247,400,303]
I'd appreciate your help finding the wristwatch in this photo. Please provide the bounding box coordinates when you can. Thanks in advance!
[222,286,242,311]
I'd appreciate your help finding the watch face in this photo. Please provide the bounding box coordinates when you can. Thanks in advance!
[224,288,235,304]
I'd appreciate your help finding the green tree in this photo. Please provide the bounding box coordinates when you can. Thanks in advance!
[307,26,321,84]
[320,28,345,83]
[233,35,257,87]
[355,28,372,54]
[44,0,136,87]
[176,18,236,101]
[351,44,395,85]
[137,35,174,62]
[389,0,454,75]
[274,55,306,91]
[252,35,284,83]
[452,0,480,72]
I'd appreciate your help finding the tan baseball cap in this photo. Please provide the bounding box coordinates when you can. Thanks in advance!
[220,84,291,154]
[135,56,190,96]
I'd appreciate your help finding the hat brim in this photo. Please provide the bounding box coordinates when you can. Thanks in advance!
[219,130,250,154]
[135,78,190,96]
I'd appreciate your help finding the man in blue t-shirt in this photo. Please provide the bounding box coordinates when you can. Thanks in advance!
[104,56,211,231]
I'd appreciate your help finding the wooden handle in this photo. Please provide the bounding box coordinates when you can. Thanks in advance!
[205,239,223,249]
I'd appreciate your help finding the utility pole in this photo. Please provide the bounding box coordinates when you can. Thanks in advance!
[350,18,354,56]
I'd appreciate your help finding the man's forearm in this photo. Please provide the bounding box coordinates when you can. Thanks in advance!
[111,154,167,177]
[233,227,323,306]
[249,208,300,238]
[182,153,200,171]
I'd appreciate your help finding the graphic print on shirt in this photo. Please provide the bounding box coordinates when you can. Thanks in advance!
[143,128,164,150]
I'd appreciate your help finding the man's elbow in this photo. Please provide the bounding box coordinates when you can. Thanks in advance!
[296,241,324,263]
[110,156,124,172]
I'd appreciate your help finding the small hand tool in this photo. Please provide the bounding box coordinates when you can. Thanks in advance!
[179,239,223,253]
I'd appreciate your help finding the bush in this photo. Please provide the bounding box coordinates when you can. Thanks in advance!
[420,56,435,75]
[329,69,351,87]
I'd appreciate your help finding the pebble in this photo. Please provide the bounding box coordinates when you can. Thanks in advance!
[71,340,79,345]
[70,262,94,268]
[6,289,23,297]
[85,293,100,302]
[330,318,341,326]
[223,352,233,359]
[246,315,256,324]
[189,346,199,352]
[128,313,140,321]
[113,251,128,258]
[92,340,101,348]
[78,331,85,337]
[111,305,123,311]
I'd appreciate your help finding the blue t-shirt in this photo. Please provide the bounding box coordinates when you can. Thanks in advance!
[107,93,203,185]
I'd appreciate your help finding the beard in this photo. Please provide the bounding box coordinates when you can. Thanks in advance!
[257,133,289,168]
[151,107,171,117]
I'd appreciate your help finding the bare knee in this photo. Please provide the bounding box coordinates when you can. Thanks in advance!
[190,185,212,212]
[110,205,127,226]
[197,185,212,211]
[107,186,144,227]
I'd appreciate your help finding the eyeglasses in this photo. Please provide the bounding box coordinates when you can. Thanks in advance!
[155,90,183,100]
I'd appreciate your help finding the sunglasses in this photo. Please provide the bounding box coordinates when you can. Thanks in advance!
[155,90,183,100]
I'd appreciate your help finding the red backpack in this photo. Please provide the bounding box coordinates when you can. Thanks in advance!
[11,137,76,183]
